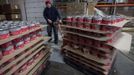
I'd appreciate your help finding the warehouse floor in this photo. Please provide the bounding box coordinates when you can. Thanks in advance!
[40,41,134,75]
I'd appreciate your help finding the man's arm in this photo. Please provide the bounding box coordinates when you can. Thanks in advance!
[43,8,48,23]
[55,8,61,20]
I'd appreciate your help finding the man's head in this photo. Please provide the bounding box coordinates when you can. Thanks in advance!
[45,1,52,8]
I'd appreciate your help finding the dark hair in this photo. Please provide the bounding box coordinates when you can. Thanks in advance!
[45,1,51,4]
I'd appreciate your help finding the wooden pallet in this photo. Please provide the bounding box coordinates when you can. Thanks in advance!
[123,27,134,32]
[61,25,113,34]
[63,45,114,59]
[20,50,50,75]
[0,25,51,75]
[61,19,130,75]
[0,41,45,73]
[0,25,46,45]
[63,20,129,27]
[64,56,116,75]
[65,52,111,71]
[63,46,117,65]
[63,38,112,53]
[62,29,121,41]
[0,37,43,66]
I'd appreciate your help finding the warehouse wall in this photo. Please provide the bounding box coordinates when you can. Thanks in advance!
[25,0,46,22]
[9,0,48,22]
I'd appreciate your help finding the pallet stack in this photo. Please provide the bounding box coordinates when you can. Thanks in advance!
[0,4,21,21]
[0,22,50,75]
[61,15,132,75]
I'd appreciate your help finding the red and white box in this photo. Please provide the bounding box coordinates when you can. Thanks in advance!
[71,17,77,26]
[21,25,28,33]
[35,22,40,27]
[91,16,102,30]
[19,64,28,73]
[0,51,2,59]
[94,25,100,30]
[23,34,31,44]
[10,26,22,36]
[66,16,72,22]
[93,41,101,47]
[66,16,72,26]
[72,35,79,42]
[76,17,83,28]
[83,16,92,29]
[1,42,14,56]
[102,16,116,24]
[30,32,37,41]
[86,39,93,46]
[78,37,85,45]
[13,37,24,50]
[27,58,34,66]
[0,29,10,40]
[92,16,102,24]
[116,16,125,22]
[29,24,36,30]
[36,30,43,37]
[83,16,92,23]
[100,26,107,31]
[106,33,113,37]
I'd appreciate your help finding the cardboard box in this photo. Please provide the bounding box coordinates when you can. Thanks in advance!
[2,4,20,14]
[5,14,21,20]
[11,4,20,10]
[11,4,21,13]
[11,14,21,19]
[0,15,6,21]
[0,5,3,14]
[3,4,12,14]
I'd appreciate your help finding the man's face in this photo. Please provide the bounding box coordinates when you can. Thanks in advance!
[46,3,51,8]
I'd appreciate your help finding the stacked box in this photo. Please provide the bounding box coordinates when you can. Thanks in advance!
[0,5,3,14]
[0,4,21,21]
[2,4,20,14]
[5,14,21,20]
[11,4,20,13]
[3,4,12,14]
[61,15,132,75]
[0,15,6,21]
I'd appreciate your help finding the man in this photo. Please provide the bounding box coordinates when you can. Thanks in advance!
[43,1,61,45]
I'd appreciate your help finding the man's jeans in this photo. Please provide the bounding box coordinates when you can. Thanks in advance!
[47,23,58,44]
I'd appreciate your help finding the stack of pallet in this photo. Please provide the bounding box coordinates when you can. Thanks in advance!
[0,22,50,75]
[61,15,132,75]
[0,4,21,21]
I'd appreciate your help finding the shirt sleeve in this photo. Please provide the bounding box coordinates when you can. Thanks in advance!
[55,8,61,20]
[43,8,48,23]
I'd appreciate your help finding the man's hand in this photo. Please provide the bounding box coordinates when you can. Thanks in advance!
[58,20,62,24]
[48,19,52,23]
